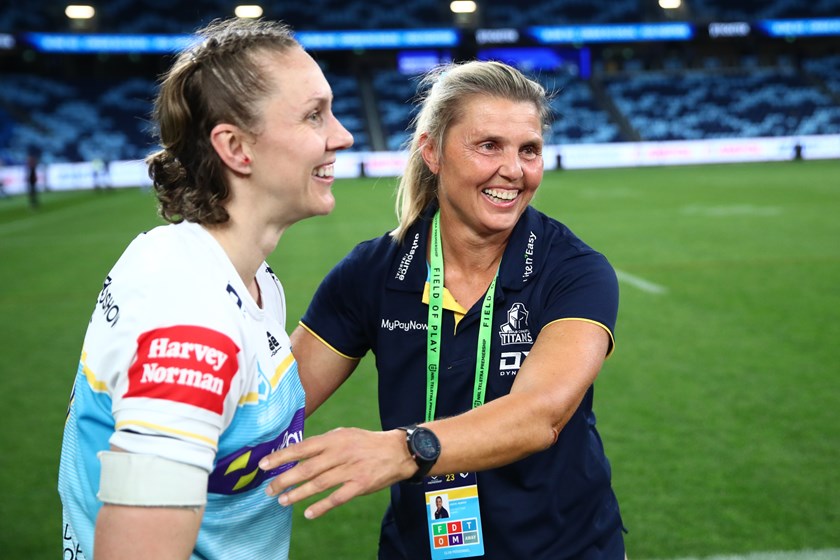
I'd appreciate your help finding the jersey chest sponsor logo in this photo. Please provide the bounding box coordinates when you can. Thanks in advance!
[499,351,530,377]
[498,302,533,346]
[207,407,305,494]
[381,318,428,332]
[126,325,240,414]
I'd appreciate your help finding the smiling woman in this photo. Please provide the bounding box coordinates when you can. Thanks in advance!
[56,17,353,560]
[258,60,626,560]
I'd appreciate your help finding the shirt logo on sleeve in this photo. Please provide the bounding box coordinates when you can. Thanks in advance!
[125,325,240,414]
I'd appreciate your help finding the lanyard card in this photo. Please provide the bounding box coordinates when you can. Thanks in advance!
[424,471,484,559]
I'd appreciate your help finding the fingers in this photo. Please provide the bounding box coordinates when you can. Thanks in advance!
[260,427,362,502]
[258,428,410,517]
[300,480,363,519]
[258,436,320,472]
[271,459,345,506]
[261,438,338,500]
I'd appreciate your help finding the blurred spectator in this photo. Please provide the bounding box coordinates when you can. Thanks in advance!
[92,158,112,190]
[26,153,39,208]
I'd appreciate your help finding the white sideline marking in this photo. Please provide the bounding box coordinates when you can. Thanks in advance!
[650,549,840,560]
[615,269,667,294]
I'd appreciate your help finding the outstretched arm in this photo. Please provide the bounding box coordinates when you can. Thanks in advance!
[260,319,611,519]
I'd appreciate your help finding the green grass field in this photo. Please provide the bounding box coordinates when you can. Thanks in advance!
[1,160,838,559]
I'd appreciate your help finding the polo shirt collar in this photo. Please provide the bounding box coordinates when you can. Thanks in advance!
[385,203,546,294]
[385,206,434,294]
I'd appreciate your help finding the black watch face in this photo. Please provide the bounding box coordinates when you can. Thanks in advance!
[412,429,441,461]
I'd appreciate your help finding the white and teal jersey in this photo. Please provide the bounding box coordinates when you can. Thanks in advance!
[58,221,306,560]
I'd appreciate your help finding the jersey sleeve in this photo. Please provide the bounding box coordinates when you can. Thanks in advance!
[96,247,249,473]
[300,242,377,359]
[109,323,241,468]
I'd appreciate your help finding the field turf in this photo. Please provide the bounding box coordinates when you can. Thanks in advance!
[0,160,838,559]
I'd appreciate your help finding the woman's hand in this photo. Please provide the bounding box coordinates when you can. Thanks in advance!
[260,427,416,519]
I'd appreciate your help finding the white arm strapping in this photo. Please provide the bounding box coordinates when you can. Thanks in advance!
[97,451,208,507]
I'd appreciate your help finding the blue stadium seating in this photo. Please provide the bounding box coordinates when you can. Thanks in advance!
[322,70,371,151]
[537,71,623,144]
[603,68,839,141]
[803,54,840,98]
[482,0,642,28]
[371,70,421,152]
[690,0,840,21]
[0,74,156,164]
[2,0,840,34]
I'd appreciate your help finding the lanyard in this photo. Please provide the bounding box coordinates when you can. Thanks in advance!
[426,211,498,423]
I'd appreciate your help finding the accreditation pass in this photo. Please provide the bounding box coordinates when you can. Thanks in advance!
[424,472,484,558]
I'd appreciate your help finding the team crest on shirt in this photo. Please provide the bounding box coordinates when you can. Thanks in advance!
[498,303,533,346]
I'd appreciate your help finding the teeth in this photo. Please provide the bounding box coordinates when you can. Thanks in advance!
[314,164,334,178]
[483,188,517,201]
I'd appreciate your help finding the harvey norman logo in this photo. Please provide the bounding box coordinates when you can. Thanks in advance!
[381,318,428,332]
[126,325,240,414]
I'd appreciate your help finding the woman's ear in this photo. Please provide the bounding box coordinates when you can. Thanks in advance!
[210,123,253,174]
[419,132,440,174]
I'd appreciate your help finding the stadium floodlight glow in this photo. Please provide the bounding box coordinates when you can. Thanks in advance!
[65,5,95,19]
[235,5,263,19]
[450,1,477,14]
[658,0,681,8]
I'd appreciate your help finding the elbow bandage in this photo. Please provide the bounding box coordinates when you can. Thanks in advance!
[97,451,208,507]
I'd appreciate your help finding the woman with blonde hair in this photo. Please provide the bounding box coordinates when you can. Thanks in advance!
[264,59,626,559]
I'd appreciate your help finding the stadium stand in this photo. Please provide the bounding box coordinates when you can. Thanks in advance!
[322,69,372,151]
[602,67,840,141]
[0,75,155,164]
[1,0,839,165]
[690,0,840,21]
[538,71,625,144]
[803,53,840,98]
[371,69,420,152]
[3,0,840,32]
[481,0,645,27]
[0,0,450,33]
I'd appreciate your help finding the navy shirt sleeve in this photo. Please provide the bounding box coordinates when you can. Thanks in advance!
[538,224,619,349]
[300,240,379,359]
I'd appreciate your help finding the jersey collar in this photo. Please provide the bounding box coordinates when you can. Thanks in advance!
[385,203,546,295]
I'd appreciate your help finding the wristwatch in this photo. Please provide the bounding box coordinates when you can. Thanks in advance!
[398,424,441,484]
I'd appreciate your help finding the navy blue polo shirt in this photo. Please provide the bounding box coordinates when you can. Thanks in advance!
[301,204,624,559]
